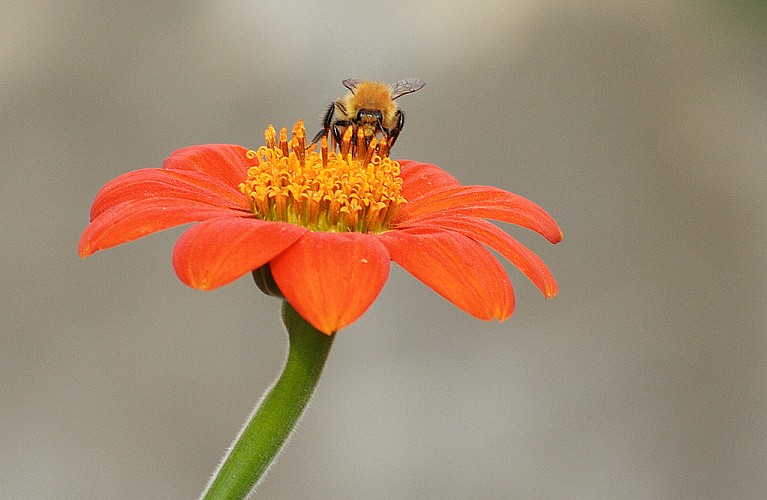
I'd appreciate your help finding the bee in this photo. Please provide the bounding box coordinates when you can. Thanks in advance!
[311,78,426,151]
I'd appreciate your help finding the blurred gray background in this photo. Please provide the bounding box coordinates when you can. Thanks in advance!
[3,1,766,498]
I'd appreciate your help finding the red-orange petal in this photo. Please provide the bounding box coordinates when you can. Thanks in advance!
[270,232,391,334]
[172,218,307,290]
[79,198,243,257]
[395,185,563,244]
[162,144,253,191]
[90,168,249,221]
[398,160,462,203]
[377,226,514,321]
[412,215,558,298]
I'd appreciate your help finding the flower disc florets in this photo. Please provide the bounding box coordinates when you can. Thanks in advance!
[239,121,406,233]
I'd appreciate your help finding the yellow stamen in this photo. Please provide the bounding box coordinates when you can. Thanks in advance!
[339,126,353,157]
[240,121,406,233]
[321,136,329,169]
[356,127,366,158]
[279,128,289,157]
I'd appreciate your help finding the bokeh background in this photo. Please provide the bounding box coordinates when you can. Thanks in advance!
[3,1,766,498]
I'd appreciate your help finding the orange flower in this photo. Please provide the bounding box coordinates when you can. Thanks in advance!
[79,121,562,334]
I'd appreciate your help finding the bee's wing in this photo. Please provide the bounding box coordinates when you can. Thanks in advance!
[390,78,426,100]
[342,79,362,92]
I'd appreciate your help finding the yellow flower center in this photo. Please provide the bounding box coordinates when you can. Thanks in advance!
[239,121,406,233]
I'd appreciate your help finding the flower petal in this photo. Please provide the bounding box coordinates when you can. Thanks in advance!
[172,218,307,290]
[270,232,391,334]
[396,185,563,244]
[398,160,462,203]
[79,198,242,257]
[412,215,558,298]
[377,226,514,321]
[90,168,249,221]
[162,144,253,191]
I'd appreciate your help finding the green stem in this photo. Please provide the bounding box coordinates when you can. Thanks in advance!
[202,300,335,499]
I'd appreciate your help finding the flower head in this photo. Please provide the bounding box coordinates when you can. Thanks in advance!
[79,121,562,334]
[240,121,403,233]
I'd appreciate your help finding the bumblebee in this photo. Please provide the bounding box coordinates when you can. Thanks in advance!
[311,78,426,150]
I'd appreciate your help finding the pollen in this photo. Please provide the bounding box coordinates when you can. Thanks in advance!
[239,120,406,233]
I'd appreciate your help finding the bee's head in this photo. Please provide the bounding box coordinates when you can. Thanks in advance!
[357,109,383,137]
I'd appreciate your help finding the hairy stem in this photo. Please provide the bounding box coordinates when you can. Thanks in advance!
[202,301,335,499]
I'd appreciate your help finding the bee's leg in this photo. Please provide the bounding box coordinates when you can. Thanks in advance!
[331,121,351,146]
[385,110,405,149]
[310,103,336,145]
[333,122,346,144]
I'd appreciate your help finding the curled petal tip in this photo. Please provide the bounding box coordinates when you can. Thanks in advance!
[78,229,99,258]
[77,244,91,259]
[540,220,563,244]
[542,277,559,298]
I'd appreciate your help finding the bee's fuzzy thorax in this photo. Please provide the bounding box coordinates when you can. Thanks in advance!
[343,81,398,126]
